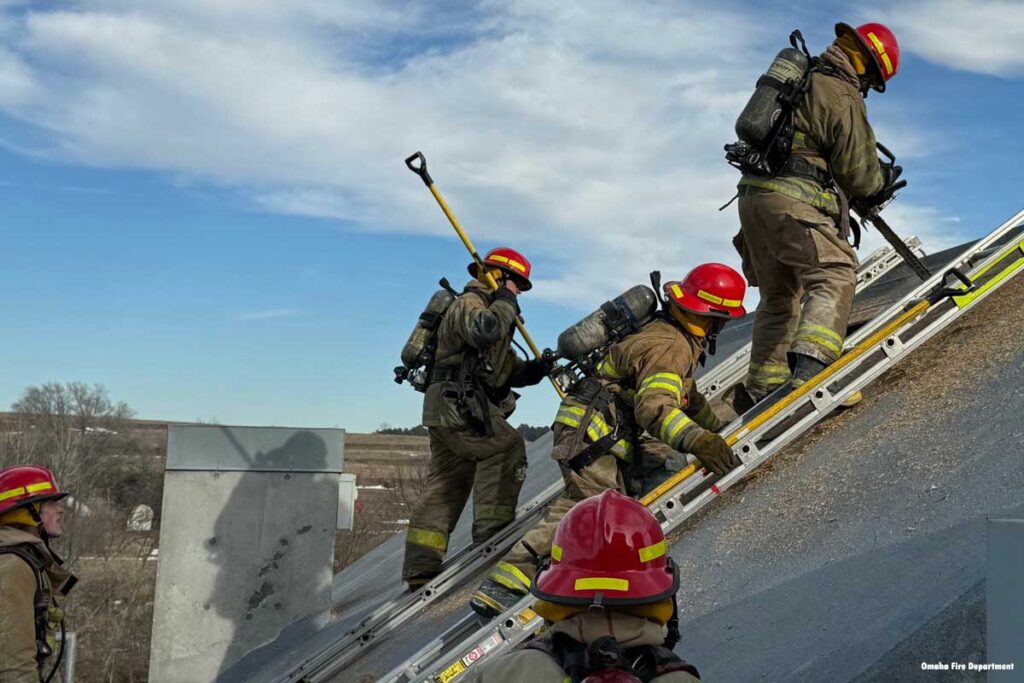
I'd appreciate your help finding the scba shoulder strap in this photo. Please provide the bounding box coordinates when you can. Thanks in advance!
[0,543,47,601]
[0,545,50,660]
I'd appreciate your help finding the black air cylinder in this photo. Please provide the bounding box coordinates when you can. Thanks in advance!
[556,285,658,361]
[400,288,456,368]
[735,47,809,146]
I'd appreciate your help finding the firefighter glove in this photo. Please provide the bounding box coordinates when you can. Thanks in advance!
[863,164,905,208]
[492,285,520,314]
[511,357,553,388]
[568,376,605,404]
[689,430,741,476]
[883,163,903,188]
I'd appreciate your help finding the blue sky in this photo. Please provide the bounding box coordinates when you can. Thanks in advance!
[2,0,1022,431]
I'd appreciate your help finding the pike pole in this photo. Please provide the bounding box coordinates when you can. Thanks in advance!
[853,205,932,281]
[405,151,564,397]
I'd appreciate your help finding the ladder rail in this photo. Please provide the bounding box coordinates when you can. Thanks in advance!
[288,239,925,681]
[376,211,1024,683]
[645,210,1024,507]
[282,479,565,681]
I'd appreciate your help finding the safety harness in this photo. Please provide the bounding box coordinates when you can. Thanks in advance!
[562,379,631,470]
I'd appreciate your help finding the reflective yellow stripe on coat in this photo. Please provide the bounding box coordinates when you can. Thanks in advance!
[637,372,683,401]
[658,408,694,451]
[594,355,620,380]
[554,403,633,461]
[555,405,585,429]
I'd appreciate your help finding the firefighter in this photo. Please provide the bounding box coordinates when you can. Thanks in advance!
[0,465,76,683]
[733,22,903,406]
[470,263,746,618]
[465,490,701,682]
[401,247,551,590]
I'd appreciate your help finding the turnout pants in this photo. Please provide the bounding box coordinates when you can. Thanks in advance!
[735,188,858,394]
[402,417,527,582]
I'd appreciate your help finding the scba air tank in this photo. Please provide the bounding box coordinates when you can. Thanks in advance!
[557,285,658,361]
[735,47,809,146]
[400,288,456,369]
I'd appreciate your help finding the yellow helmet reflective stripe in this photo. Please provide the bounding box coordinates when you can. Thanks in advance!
[696,289,742,308]
[574,577,630,592]
[865,32,894,76]
[0,481,54,502]
[638,540,667,563]
[486,253,528,274]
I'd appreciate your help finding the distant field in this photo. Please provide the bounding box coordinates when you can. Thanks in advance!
[1,411,429,576]
[344,432,430,464]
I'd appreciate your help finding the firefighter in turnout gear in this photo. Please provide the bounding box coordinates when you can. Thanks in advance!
[464,490,700,683]
[402,247,551,589]
[733,22,901,406]
[0,465,76,683]
[470,263,746,618]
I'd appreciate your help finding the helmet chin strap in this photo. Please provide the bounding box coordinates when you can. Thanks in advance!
[670,307,725,357]
[26,503,46,538]
[26,504,66,565]
[664,596,681,650]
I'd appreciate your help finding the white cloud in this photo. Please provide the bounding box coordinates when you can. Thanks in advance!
[0,1,952,306]
[233,308,302,321]
[0,45,38,107]
[877,0,1024,76]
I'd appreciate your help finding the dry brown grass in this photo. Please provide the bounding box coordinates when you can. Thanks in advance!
[334,459,429,572]
[66,553,157,682]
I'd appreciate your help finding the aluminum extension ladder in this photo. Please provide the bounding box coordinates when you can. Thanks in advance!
[376,210,1024,683]
[274,236,924,683]
[274,236,929,683]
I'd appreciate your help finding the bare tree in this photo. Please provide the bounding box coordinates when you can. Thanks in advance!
[332,458,431,573]
[389,459,430,511]
[334,500,385,571]
[0,382,159,680]
[9,381,133,461]
[2,382,137,561]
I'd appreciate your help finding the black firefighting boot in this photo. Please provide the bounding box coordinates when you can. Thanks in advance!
[762,353,861,409]
[788,353,862,408]
[405,573,437,592]
[469,578,528,619]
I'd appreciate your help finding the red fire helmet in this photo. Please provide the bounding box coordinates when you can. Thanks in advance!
[0,465,68,517]
[836,22,900,92]
[532,490,678,606]
[468,247,533,291]
[665,263,746,319]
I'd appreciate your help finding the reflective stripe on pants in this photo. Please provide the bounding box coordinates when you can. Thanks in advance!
[401,419,527,581]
